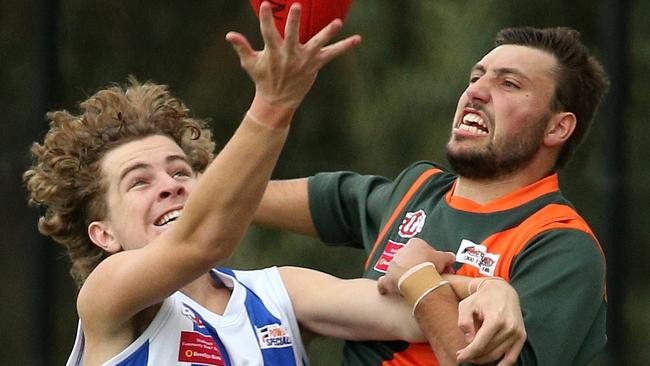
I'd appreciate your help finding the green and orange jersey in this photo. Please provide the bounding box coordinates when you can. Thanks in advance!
[308,161,607,366]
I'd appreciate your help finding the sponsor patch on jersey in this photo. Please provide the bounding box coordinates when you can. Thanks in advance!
[178,331,225,366]
[373,240,405,273]
[398,210,427,238]
[456,239,500,276]
[256,323,293,349]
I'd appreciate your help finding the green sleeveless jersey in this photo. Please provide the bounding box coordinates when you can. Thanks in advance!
[308,161,606,366]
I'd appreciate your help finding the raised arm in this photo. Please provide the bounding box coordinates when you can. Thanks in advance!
[78,1,361,335]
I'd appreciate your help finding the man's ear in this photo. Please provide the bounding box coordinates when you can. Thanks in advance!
[88,221,122,254]
[544,112,576,147]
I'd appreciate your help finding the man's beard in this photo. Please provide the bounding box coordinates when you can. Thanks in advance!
[445,119,548,181]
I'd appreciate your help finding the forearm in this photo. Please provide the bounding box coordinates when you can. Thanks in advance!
[413,283,468,366]
[281,267,423,342]
[173,96,292,259]
[254,178,320,237]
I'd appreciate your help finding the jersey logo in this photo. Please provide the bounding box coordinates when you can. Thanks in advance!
[373,240,405,273]
[256,323,293,349]
[178,331,226,366]
[398,210,427,238]
[456,239,500,276]
[181,304,206,328]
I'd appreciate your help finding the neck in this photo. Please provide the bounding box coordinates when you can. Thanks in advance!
[454,162,555,205]
[181,272,232,315]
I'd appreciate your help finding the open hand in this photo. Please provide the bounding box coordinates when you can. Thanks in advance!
[226,2,361,110]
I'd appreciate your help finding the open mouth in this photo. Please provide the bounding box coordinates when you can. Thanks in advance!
[154,209,182,226]
[458,112,489,135]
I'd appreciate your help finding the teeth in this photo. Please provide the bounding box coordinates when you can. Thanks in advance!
[460,113,488,134]
[459,124,486,134]
[463,113,486,127]
[155,209,182,226]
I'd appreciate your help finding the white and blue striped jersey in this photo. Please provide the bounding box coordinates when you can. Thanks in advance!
[66,267,309,366]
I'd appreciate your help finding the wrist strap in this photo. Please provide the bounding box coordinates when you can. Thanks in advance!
[397,262,449,314]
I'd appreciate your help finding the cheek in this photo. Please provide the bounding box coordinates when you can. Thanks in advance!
[112,194,150,223]
[185,179,197,195]
[456,90,469,109]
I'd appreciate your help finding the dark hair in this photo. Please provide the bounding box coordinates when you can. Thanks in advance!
[495,27,610,168]
[23,78,215,286]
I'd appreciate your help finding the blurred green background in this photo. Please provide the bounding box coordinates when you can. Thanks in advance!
[1,0,647,364]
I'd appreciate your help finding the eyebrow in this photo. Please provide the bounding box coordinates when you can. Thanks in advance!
[118,154,190,183]
[471,64,532,82]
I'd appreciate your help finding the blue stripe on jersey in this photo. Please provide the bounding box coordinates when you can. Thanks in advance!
[219,268,298,366]
[115,341,149,365]
[182,303,233,366]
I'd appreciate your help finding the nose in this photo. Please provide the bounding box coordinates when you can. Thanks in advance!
[465,77,491,104]
[157,174,187,200]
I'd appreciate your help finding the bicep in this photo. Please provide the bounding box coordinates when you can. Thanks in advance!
[279,266,423,342]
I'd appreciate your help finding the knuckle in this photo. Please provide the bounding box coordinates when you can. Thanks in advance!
[458,299,470,311]
[519,329,527,339]
[457,319,470,330]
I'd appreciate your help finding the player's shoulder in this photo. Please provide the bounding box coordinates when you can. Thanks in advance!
[227,267,284,291]
[392,160,454,191]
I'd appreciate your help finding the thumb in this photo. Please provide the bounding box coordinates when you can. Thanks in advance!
[225,32,255,62]
[445,251,457,263]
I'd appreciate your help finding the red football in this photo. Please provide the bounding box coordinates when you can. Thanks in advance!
[249,0,353,43]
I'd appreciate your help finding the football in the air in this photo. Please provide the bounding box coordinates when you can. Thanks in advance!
[249,0,353,43]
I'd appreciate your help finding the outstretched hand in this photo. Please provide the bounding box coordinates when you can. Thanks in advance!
[226,1,361,111]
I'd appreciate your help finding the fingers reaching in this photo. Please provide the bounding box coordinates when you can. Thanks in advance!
[283,3,301,45]
[227,0,361,110]
[306,18,344,49]
[259,1,282,50]
[319,34,363,65]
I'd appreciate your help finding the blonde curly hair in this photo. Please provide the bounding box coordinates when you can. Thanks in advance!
[24,78,215,286]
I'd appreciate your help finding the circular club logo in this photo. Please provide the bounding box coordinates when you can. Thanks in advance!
[398,210,426,238]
